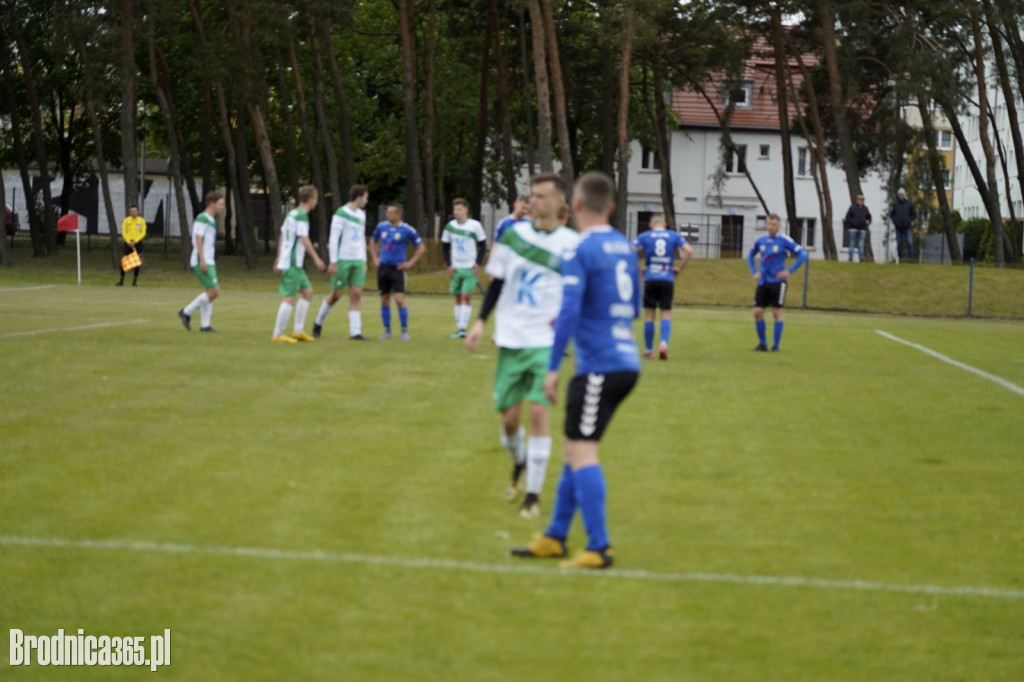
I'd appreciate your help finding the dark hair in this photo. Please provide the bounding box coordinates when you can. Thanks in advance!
[574,171,615,214]
[204,191,223,207]
[530,172,567,196]
[348,184,368,202]
[649,213,666,225]
[453,198,469,209]
[128,204,139,210]
[388,203,404,214]
[767,213,781,223]
[298,185,318,204]
[516,195,531,203]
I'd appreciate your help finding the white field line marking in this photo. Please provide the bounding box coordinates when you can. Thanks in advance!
[2,535,1022,601]
[876,330,1024,397]
[0,285,57,292]
[0,319,147,339]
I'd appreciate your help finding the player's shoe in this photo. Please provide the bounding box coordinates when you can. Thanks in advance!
[518,493,541,519]
[292,332,315,342]
[272,335,297,343]
[771,346,780,352]
[379,331,392,340]
[659,343,668,360]
[642,351,655,360]
[350,334,367,341]
[510,534,567,558]
[560,548,614,570]
[450,330,467,339]
[312,323,322,338]
[178,309,191,331]
[200,327,218,333]
[753,344,768,352]
[115,281,124,286]
[506,462,525,502]
[400,331,411,341]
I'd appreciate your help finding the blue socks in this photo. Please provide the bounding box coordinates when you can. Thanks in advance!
[643,321,654,352]
[545,464,577,541]
[381,305,391,332]
[398,306,409,331]
[574,465,609,551]
[660,319,671,346]
[773,321,784,349]
[756,319,767,347]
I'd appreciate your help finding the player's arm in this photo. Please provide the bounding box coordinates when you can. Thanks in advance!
[787,244,808,275]
[327,217,342,274]
[675,242,693,273]
[545,254,586,404]
[747,243,761,281]
[369,228,381,267]
[196,233,207,273]
[466,278,503,353]
[299,235,327,271]
[474,238,487,273]
[399,238,426,271]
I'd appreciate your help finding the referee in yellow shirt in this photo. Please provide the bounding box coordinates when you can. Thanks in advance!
[117,205,147,286]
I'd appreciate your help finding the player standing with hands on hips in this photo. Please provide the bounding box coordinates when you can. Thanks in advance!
[748,213,807,352]
[511,171,641,569]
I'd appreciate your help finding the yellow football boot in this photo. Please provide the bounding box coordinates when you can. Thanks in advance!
[559,548,614,570]
[510,534,567,558]
[292,332,315,342]
[272,335,298,344]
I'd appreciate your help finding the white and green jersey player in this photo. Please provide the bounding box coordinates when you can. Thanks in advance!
[271,185,326,343]
[178,192,226,333]
[441,202,488,337]
[314,185,370,340]
[466,173,578,518]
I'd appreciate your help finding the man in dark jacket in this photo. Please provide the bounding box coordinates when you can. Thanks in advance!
[844,195,871,262]
[889,187,917,262]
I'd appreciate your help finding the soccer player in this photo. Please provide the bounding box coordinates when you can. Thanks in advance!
[116,205,146,287]
[494,194,531,242]
[178,192,225,332]
[271,185,327,343]
[632,213,692,360]
[466,173,578,518]
[511,171,641,569]
[441,198,488,338]
[370,204,425,340]
[313,184,370,340]
[748,212,808,352]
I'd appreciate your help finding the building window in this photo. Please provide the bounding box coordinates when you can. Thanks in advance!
[756,215,767,230]
[641,147,660,171]
[937,130,953,150]
[723,81,754,110]
[797,147,814,177]
[759,144,770,159]
[725,144,747,174]
[791,218,816,248]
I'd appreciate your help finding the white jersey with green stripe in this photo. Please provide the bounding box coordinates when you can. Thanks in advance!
[329,205,366,263]
[486,220,578,349]
[441,219,487,269]
[189,211,217,267]
[276,208,311,270]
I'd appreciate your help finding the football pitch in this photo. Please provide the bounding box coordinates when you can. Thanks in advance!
[2,282,1022,680]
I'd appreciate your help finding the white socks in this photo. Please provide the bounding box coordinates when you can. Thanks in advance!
[273,302,293,338]
[184,292,209,316]
[525,436,552,495]
[294,299,310,334]
[454,304,473,330]
[348,310,362,337]
[199,299,212,328]
[315,299,332,326]
[503,425,526,464]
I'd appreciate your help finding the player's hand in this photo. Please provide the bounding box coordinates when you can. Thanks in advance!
[673,266,682,274]
[465,319,485,353]
[372,257,380,268]
[472,263,480,275]
[543,371,560,405]
[752,272,762,283]
[447,265,455,277]
[776,270,790,280]
[200,262,208,274]
[397,261,412,271]
[328,263,338,275]
[316,259,327,272]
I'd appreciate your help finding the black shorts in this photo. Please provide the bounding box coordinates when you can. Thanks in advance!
[564,371,638,441]
[754,281,788,309]
[643,280,674,310]
[377,264,406,294]
[122,241,143,255]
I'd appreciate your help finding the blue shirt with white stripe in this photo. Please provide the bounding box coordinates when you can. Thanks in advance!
[747,233,807,284]
[372,221,422,266]
[633,228,687,282]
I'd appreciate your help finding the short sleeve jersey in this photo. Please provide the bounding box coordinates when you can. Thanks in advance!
[329,205,367,263]
[633,229,687,282]
[748,233,804,284]
[372,222,423,266]
[496,215,531,242]
[189,212,217,267]
[485,220,579,349]
[276,208,311,270]
[441,219,487,268]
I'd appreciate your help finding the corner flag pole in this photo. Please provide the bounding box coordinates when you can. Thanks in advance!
[76,226,81,285]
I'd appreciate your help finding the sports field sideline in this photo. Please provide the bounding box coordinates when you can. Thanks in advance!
[1,282,1022,680]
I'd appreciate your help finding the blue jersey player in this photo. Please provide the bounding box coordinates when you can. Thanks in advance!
[632,214,693,360]
[747,213,807,351]
[494,195,531,242]
[370,204,426,340]
[511,171,641,570]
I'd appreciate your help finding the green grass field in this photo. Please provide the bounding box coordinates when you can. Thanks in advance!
[2,258,1023,680]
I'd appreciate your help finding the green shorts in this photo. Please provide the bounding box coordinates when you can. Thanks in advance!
[493,346,551,412]
[278,267,312,296]
[450,267,478,296]
[331,260,367,290]
[193,264,218,289]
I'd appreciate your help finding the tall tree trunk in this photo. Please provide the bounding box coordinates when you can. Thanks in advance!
[600,43,617,179]
[614,3,634,231]
[274,51,300,200]
[308,14,341,225]
[55,96,74,217]
[9,4,57,254]
[322,19,357,189]
[0,167,9,265]
[153,43,200,217]
[770,9,797,236]
[200,84,214,199]
[490,0,518,211]
[972,10,1005,265]
[287,37,327,248]
[0,21,41,256]
[987,105,1021,261]
[472,12,493,218]
[526,0,553,171]
[918,96,961,261]
[540,0,574,183]
[641,61,676,229]
[397,0,425,232]
[421,1,437,235]
[145,25,191,267]
[518,7,536,177]
[231,84,260,259]
[119,0,138,219]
